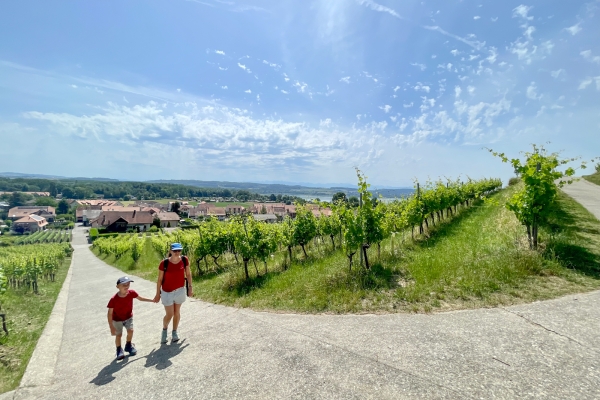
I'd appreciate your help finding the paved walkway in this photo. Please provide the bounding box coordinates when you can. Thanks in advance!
[6,181,600,399]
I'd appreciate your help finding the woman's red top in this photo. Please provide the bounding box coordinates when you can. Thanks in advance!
[159,257,187,293]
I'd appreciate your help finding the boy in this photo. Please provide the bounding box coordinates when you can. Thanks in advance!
[107,276,154,360]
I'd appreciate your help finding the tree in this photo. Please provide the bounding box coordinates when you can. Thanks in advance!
[171,202,181,214]
[57,199,70,215]
[35,197,58,207]
[348,196,359,208]
[152,216,161,229]
[332,192,348,204]
[9,192,27,207]
[260,205,267,214]
[269,194,277,201]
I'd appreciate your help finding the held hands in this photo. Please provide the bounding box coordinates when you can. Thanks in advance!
[153,294,161,303]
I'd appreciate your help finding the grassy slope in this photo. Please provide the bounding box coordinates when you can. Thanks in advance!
[0,258,71,394]
[583,171,600,186]
[93,186,600,313]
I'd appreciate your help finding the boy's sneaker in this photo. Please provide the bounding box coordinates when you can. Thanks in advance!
[124,342,137,356]
[116,347,125,361]
[171,330,180,343]
[161,329,168,344]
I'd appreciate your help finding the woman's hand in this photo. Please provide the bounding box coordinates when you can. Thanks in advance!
[187,287,193,297]
[153,293,161,303]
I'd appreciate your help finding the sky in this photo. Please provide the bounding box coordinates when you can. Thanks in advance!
[0,0,598,188]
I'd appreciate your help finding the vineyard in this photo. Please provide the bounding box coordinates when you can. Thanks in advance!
[0,243,72,294]
[13,229,72,245]
[93,175,503,280]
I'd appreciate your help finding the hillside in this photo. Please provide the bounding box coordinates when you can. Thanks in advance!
[91,185,600,313]
[583,170,600,186]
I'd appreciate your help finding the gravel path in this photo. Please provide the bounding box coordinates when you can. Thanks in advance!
[560,178,600,220]
[8,184,600,399]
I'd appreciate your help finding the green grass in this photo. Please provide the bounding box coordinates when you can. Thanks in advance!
[92,186,600,314]
[583,170,600,186]
[0,257,71,394]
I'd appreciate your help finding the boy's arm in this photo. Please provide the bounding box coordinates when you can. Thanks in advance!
[135,295,154,302]
[107,309,116,336]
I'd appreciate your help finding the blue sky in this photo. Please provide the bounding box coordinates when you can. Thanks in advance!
[0,0,598,187]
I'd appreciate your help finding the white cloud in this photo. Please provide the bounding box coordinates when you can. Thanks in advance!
[218,67,228,71]
[237,63,247,71]
[281,90,289,94]
[340,76,351,84]
[581,50,600,64]
[578,78,593,90]
[393,86,401,92]
[177,88,181,93]
[221,86,228,89]
[473,16,481,20]
[215,50,226,55]
[293,81,308,93]
[262,60,280,69]
[551,69,565,79]
[410,63,427,71]
[414,84,431,93]
[526,82,540,100]
[578,77,600,90]
[455,86,462,98]
[513,5,533,21]
[244,89,252,94]
[71,84,77,89]
[256,94,260,101]
[467,86,475,95]
[565,22,582,35]
[379,105,392,113]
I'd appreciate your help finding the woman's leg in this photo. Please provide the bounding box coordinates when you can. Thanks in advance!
[163,305,174,329]
[172,303,181,331]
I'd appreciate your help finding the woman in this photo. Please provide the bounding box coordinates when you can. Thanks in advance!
[154,242,193,344]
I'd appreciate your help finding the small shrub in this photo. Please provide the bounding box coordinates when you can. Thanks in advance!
[149,226,158,233]
[595,163,600,173]
[89,228,99,241]
[508,177,521,186]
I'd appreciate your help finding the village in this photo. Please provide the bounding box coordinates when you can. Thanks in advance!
[1,195,333,234]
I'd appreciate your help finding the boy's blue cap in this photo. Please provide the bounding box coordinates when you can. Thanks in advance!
[171,243,183,251]
[116,276,134,285]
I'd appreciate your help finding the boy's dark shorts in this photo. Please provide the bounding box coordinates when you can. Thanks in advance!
[112,317,134,335]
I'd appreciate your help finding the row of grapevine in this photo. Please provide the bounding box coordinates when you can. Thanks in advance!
[15,229,72,245]
[0,243,72,293]
[93,174,502,279]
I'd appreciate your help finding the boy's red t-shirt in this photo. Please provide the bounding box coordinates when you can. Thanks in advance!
[107,290,138,321]
[159,257,186,293]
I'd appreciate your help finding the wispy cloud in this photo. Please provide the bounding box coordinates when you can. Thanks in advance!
[565,22,582,35]
[340,76,351,84]
[215,50,226,55]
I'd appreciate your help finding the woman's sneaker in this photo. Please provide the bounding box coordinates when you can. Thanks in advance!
[124,342,137,356]
[171,330,179,343]
[161,329,168,344]
[116,347,125,360]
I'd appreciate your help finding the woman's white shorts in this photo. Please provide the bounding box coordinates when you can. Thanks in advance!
[161,287,186,306]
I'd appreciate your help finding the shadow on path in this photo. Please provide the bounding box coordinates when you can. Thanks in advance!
[90,357,142,386]
[144,340,189,370]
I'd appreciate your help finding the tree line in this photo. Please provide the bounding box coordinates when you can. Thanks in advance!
[0,177,305,203]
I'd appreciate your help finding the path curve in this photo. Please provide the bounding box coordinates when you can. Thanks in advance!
[10,184,600,399]
[561,178,600,220]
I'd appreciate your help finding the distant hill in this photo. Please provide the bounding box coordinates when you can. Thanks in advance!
[149,179,413,199]
[0,172,119,182]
